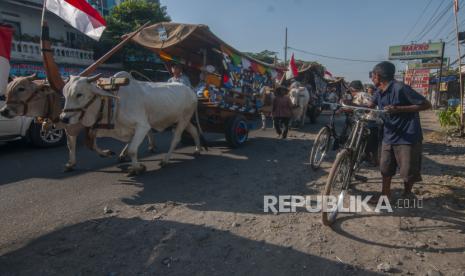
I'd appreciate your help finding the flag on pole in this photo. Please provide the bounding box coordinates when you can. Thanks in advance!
[0,25,14,95]
[455,0,460,13]
[45,0,107,41]
[285,53,298,80]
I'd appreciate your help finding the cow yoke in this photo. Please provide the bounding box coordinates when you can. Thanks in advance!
[96,77,130,91]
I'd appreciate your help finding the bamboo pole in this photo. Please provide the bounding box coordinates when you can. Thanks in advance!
[40,0,65,92]
[453,1,464,135]
[79,21,151,77]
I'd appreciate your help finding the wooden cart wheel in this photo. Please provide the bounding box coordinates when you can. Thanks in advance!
[225,115,249,148]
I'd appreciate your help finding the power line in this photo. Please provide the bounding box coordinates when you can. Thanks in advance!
[416,2,453,42]
[432,13,454,40]
[413,0,446,42]
[444,3,465,40]
[287,46,382,63]
[434,1,465,41]
[415,1,452,41]
[402,0,434,43]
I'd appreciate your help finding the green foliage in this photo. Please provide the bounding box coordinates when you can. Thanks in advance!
[94,0,171,68]
[437,107,461,129]
[245,50,278,64]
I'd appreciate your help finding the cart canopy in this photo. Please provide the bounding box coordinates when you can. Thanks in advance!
[128,22,283,70]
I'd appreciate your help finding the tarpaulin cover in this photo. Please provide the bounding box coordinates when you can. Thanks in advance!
[128,22,282,70]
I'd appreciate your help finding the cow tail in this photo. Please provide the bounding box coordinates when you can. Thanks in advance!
[194,106,209,151]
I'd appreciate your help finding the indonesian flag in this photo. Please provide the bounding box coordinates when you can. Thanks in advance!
[324,70,334,80]
[285,53,298,80]
[0,25,14,96]
[46,0,107,41]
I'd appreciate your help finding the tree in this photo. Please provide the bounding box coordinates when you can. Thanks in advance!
[93,0,171,71]
[245,50,278,64]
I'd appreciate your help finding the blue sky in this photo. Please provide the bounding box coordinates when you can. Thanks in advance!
[160,0,464,83]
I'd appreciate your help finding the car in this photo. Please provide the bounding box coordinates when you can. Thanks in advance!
[0,93,66,147]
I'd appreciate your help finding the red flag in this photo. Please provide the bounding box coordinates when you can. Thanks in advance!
[0,25,14,95]
[285,53,298,80]
[46,0,107,40]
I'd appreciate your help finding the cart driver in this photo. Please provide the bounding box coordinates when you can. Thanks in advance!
[167,63,192,88]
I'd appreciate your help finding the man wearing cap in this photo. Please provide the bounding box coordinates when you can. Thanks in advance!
[167,64,192,88]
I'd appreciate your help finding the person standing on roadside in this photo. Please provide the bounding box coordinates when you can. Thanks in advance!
[368,61,431,202]
[272,86,293,139]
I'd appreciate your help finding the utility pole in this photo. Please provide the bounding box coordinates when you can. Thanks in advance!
[436,41,445,109]
[284,27,288,65]
[453,0,464,135]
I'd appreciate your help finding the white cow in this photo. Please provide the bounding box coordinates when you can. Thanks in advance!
[289,82,310,127]
[0,74,156,172]
[60,72,202,176]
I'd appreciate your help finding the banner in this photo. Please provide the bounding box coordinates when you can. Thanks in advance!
[404,69,430,96]
[408,57,449,69]
[389,42,444,60]
[440,82,448,92]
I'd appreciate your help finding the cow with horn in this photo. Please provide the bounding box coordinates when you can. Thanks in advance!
[0,73,157,172]
[60,71,204,176]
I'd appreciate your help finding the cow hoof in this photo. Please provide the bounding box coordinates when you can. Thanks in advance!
[159,160,168,168]
[64,165,75,172]
[193,151,201,157]
[148,147,157,153]
[126,170,136,177]
[127,164,146,176]
[100,150,115,158]
[118,156,128,163]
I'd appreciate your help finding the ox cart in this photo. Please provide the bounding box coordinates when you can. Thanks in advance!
[39,22,282,148]
[128,22,283,147]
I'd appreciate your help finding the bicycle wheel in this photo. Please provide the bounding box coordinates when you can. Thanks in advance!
[310,126,331,170]
[322,149,352,226]
[353,137,367,172]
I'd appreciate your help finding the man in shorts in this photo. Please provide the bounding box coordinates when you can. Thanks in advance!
[368,61,431,201]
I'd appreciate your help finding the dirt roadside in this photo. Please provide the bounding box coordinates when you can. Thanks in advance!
[0,110,464,276]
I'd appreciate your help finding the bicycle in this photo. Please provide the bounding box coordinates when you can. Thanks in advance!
[321,103,385,226]
[309,102,354,170]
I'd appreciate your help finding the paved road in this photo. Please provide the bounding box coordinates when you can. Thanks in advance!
[0,119,322,254]
[1,111,464,275]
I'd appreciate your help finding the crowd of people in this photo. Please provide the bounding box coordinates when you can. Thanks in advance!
[165,61,432,202]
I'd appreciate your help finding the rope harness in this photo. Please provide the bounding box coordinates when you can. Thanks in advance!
[6,90,41,115]
[62,95,99,120]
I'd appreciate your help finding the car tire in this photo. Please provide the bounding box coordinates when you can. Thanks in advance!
[29,122,66,148]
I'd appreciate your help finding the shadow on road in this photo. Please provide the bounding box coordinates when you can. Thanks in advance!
[0,217,383,275]
[330,181,465,254]
[120,136,325,215]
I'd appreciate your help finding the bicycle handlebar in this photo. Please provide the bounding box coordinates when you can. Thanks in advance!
[340,102,387,113]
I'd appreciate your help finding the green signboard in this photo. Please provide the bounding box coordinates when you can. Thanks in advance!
[408,57,449,69]
[389,42,444,60]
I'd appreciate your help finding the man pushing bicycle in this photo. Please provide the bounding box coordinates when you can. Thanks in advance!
[368,61,431,202]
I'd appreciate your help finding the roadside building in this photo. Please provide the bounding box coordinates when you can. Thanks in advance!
[0,0,123,78]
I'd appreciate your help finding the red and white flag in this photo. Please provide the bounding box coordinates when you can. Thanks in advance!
[46,0,107,41]
[285,53,299,80]
[455,0,460,13]
[324,70,334,80]
[0,25,14,95]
